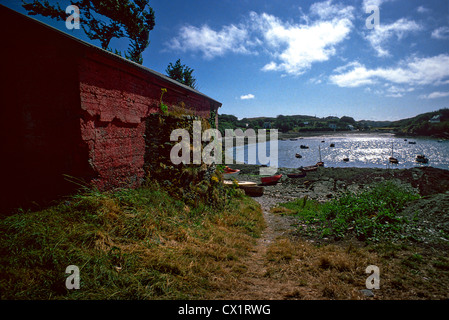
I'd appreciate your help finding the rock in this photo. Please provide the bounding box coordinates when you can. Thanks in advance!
[360,289,375,297]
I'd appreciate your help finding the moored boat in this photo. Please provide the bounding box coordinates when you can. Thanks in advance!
[242,185,264,197]
[287,172,307,178]
[223,166,240,178]
[300,165,318,172]
[223,180,257,187]
[223,180,263,197]
[389,157,398,164]
[415,154,429,163]
[330,143,335,147]
[295,153,302,158]
[300,145,309,149]
[389,142,399,164]
[260,174,282,185]
[316,161,324,167]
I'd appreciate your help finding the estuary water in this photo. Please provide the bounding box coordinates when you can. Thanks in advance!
[227,133,449,171]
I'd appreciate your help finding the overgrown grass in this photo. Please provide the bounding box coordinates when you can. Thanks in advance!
[0,184,264,300]
[277,181,420,242]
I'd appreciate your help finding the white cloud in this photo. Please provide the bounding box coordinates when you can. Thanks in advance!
[310,0,355,20]
[330,54,449,90]
[252,4,354,76]
[362,0,394,10]
[167,1,355,75]
[432,26,449,40]
[364,18,422,57]
[417,6,430,13]
[166,24,252,59]
[419,91,449,99]
[240,94,255,100]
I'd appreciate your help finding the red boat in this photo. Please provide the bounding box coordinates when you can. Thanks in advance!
[260,174,282,185]
[316,161,324,167]
[223,166,240,177]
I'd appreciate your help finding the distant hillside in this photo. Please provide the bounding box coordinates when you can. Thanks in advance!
[388,108,449,138]
[218,108,449,138]
[218,114,356,134]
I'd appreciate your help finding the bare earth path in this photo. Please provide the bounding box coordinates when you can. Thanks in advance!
[223,195,299,300]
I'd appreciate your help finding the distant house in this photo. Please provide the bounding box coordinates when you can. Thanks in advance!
[429,115,441,123]
[329,123,337,130]
[303,121,309,125]
[347,125,355,131]
[263,122,271,129]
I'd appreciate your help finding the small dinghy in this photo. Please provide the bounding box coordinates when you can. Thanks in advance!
[415,154,429,163]
[260,174,282,186]
[223,166,240,178]
[287,172,307,179]
[300,165,318,172]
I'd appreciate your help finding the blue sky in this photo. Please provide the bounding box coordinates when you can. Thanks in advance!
[3,0,449,120]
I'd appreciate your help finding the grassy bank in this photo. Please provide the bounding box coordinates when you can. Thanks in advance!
[265,180,449,299]
[0,184,264,299]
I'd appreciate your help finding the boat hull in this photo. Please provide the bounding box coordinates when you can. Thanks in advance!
[300,165,318,172]
[260,174,282,185]
[287,173,307,178]
[241,185,264,197]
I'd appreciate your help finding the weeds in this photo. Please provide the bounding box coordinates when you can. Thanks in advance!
[277,181,420,242]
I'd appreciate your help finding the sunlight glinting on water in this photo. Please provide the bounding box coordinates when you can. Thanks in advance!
[230,133,449,170]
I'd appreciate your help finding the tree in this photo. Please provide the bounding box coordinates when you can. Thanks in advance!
[22,0,155,64]
[165,59,197,89]
[340,116,356,124]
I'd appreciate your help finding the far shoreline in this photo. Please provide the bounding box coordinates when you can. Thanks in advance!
[220,129,447,144]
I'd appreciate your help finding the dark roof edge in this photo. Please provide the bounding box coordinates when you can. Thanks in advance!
[0,4,222,108]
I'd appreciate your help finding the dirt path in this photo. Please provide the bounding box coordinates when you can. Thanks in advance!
[224,196,299,300]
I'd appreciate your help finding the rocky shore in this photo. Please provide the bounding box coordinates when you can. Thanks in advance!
[230,164,449,200]
[226,164,449,248]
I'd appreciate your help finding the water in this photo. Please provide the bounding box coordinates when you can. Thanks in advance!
[227,133,449,170]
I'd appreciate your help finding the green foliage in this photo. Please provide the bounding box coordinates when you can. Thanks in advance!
[390,108,449,137]
[279,181,420,242]
[22,0,155,64]
[159,88,168,114]
[217,114,360,134]
[165,59,197,89]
